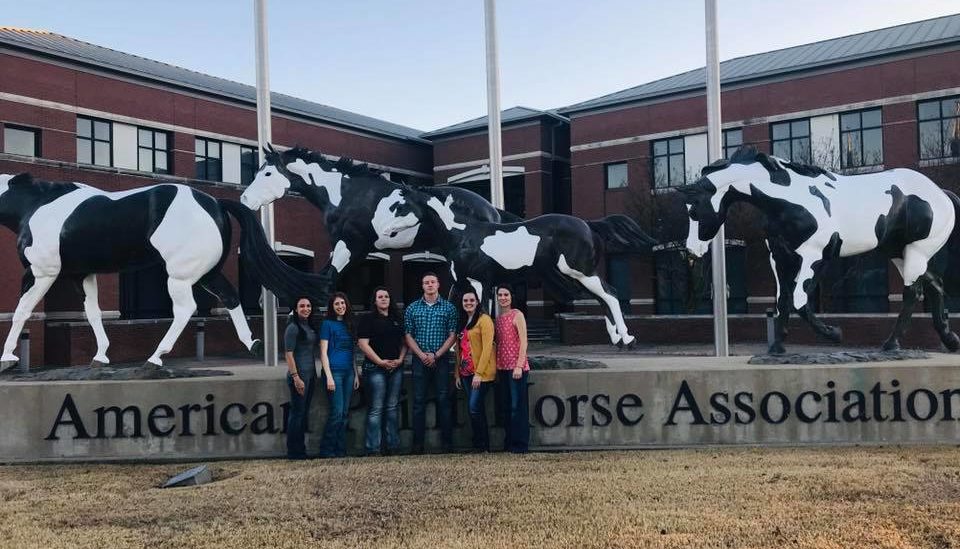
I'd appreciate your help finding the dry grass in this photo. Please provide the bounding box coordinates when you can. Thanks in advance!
[1,447,960,548]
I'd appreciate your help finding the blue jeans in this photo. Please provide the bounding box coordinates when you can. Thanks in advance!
[286,372,315,459]
[319,368,354,457]
[363,363,403,454]
[462,376,491,451]
[412,355,453,450]
[496,370,530,453]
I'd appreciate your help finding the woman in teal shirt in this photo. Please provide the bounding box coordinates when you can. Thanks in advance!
[319,291,359,457]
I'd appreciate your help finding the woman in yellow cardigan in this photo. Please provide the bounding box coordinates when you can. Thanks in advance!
[455,289,496,452]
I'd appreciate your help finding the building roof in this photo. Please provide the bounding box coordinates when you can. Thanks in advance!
[560,13,960,115]
[422,106,568,139]
[0,27,427,143]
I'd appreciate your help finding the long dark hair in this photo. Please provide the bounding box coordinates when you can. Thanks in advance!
[369,285,403,324]
[456,289,487,334]
[286,295,319,343]
[325,291,355,339]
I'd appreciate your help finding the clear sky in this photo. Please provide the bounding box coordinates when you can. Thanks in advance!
[2,1,958,132]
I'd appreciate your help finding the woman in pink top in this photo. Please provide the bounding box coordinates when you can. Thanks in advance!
[494,284,529,453]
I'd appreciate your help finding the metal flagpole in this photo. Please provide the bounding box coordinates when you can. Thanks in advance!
[254,0,278,366]
[483,0,504,210]
[705,0,729,357]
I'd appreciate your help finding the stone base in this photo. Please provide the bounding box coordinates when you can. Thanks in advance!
[748,349,929,365]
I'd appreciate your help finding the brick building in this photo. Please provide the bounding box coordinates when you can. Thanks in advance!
[2,14,960,364]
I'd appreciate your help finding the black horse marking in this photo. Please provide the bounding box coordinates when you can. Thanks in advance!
[809,185,831,216]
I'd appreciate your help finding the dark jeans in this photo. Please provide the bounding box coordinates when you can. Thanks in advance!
[364,363,403,454]
[462,376,492,451]
[496,369,530,453]
[412,355,453,450]
[319,368,354,458]
[286,372,315,459]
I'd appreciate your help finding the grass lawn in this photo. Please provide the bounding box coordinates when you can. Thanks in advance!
[1,446,959,548]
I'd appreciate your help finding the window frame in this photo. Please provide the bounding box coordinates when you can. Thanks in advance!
[770,118,811,164]
[839,107,883,169]
[137,127,171,175]
[917,95,960,161]
[195,137,223,182]
[604,161,628,190]
[240,145,258,185]
[2,124,41,157]
[76,116,113,167]
[651,137,686,188]
[722,128,743,159]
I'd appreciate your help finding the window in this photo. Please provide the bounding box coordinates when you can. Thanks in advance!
[722,128,743,159]
[605,162,628,189]
[652,137,685,188]
[137,128,170,174]
[771,119,811,164]
[240,145,258,185]
[77,116,112,166]
[195,138,222,181]
[918,96,960,160]
[3,125,40,157]
[840,108,882,168]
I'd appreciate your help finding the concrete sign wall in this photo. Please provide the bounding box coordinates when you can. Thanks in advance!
[3,355,960,462]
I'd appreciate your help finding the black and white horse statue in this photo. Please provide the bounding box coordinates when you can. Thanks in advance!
[241,146,518,294]
[384,186,657,347]
[679,146,960,354]
[0,173,327,370]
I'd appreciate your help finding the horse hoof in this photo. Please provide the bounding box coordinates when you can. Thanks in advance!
[767,343,786,355]
[0,359,18,373]
[881,340,900,352]
[825,326,843,343]
[249,339,263,357]
[944,332,960,353]
[90,359,109,368]
[144,360,163,369]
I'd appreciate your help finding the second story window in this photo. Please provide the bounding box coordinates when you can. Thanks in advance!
[77,116,112,167]
[722,128,743,159]
[652,137,685,188]
[240,145,258,185]
[195,138,222,181]
[605,162,628,189]
[771,119,811,164]
[840,108,883,169]
[138,128,170,174]
[919,96,960,160]
[3,124,40,157]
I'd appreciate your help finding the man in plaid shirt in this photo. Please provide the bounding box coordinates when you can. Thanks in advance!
[404,272,458,454]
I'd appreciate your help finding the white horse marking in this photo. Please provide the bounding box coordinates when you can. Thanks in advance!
[467,277,483,303]
[82,274,110,364]
[427,196,466,231]
[331,240,351,272]
[227,305,256,350]
[684,212,709,258]
[372,189,420,250]
[480,226,540,270]
[557,254,633,345]
[450,261,458,281]
[0,275,56,367]
[148,277,197,366]
[242,165,292,209]
[286,159,343,207]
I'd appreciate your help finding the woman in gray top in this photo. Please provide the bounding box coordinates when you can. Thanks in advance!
[284,296,319,459]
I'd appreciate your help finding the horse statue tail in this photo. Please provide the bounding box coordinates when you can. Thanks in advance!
[946,189,960,254]
[218,199,331,304]
[586,214,658,254]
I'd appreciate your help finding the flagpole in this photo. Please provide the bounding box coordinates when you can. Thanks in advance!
[254,0,278,366]
[705,0,729,356]
[483,0,504,210]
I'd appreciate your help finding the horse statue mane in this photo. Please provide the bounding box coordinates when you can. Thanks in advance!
[267,144,379,179]
[701,145,836,186]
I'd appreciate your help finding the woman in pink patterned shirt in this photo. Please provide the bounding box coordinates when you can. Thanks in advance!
[494,284,530,453]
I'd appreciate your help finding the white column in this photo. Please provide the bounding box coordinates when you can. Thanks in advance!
[483,0,504,210]
[705,0,728,357]
[254,0,278,366]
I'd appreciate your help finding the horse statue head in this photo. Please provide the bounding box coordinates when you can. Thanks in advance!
[242,144,347,210]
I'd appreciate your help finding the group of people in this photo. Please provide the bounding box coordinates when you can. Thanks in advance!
[283,272,530,459]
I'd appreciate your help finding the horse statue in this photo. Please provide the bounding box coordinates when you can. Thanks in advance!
[679,146,960,355]
[0,173,328,370]
[383,185,657,347]
[240,145,519,296]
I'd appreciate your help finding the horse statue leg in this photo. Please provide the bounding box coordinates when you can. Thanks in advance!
[197,272,262,356]
[766,238,800,355]
[146,276,197,367]
[883,246,935,351]
[555,254,634,347]
[922,272,960,352]
[81,274,111,366]
[1,270,57,371]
